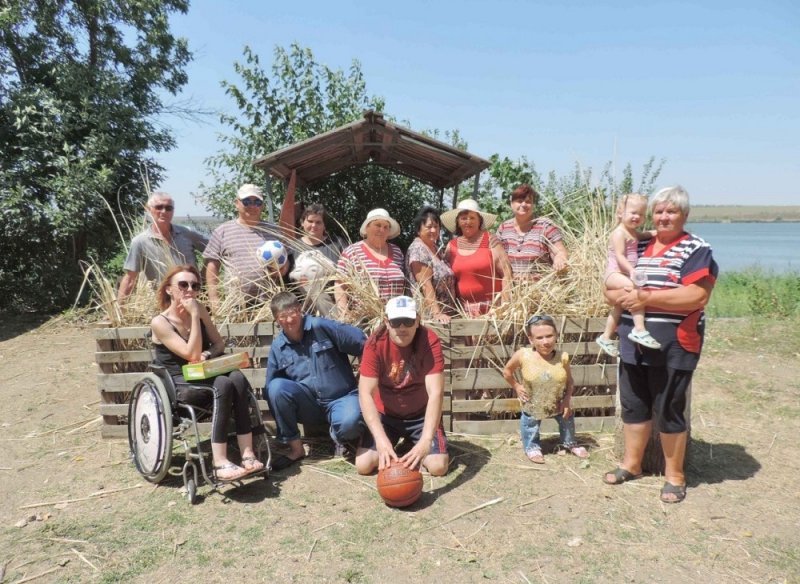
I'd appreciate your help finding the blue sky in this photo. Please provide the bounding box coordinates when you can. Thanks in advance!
[157,0,799,216]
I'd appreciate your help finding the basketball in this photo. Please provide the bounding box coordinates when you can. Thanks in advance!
[256,240,288,269]
[376,461,423,508]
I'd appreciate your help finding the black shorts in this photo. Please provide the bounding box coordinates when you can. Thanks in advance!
[618,362,694,433]
[361,413,448,455]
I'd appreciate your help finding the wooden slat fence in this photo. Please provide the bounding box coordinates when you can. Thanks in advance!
[95,317,617,440]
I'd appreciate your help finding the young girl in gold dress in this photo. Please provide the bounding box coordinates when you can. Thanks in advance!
[503,315,589,463]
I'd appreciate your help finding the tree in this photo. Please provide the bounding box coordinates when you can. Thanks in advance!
[0,0,191,311]
[199,43,436,245]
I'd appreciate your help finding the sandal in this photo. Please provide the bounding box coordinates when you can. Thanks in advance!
[213,462,247,482]
[595,336,620,357]
[241,455,265,473]
[603,467,643,485]
[271,453,306,472]
[627,329,662,350]
[660,481,687,503]
[526,448,545,464]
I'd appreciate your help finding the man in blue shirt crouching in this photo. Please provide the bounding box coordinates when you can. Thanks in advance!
[266,291,366,470]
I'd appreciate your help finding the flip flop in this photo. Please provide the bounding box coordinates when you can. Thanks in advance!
[603,467,643,485]
[241,455,265,474]
[213,462,248,482]
[271,453,306,472]
[660,481,687,503]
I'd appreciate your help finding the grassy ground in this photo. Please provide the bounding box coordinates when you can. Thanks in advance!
[689,205,800,222]
[1,315,799,583]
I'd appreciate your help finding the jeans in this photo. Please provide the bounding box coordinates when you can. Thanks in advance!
[267,378,362,444]
[520,412,577,454]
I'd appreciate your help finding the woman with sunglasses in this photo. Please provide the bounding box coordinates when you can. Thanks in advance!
[151,265,264,481]
[502,314,589,464]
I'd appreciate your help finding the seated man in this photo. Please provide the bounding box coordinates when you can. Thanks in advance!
[266,292,366,470]
[355,296,450,476]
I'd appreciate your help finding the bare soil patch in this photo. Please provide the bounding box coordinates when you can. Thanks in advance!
[1,314,798,583]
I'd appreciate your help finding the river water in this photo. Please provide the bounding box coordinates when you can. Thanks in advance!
[687,222,799,274]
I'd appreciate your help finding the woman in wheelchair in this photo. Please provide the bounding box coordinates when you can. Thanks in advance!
[151,265,265,481]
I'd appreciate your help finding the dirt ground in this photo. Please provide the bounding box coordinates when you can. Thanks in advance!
[1,314,798,583]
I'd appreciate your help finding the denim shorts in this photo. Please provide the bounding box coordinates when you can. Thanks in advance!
[361,413,448,455]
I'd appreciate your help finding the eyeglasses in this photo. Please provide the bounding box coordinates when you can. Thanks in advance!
[388,317,416,328]
[152,204,174,211]
[240,198,263,207]
[526,314,555,326]
[175,280,201,291]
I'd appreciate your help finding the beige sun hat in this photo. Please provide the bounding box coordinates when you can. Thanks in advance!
[359,208,401,239]
[440,199,497,233]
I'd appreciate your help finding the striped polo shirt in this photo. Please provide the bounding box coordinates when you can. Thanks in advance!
[495,217,564,275]
[337,241,406,302]
[618,232,719,370]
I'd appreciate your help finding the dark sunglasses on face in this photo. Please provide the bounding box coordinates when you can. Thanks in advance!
[152,204,174,211]
[176,280,201,291]
[388,317,416,328]
[526,314,555,326]
[241,197,263,207]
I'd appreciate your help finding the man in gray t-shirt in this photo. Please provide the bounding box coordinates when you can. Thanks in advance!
[204,184,290,313]
[117,192,208,303]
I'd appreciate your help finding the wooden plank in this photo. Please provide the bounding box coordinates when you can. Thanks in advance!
[448,341,604,361]
[450,365,615,390]
[450,395,614,413]
[103,420,279,440]
[449,317,606,337]
[452,416,617,435]
[99,368,268,392]
[93,322,276,341]
[95,346,272,365]
[99,398,275,417]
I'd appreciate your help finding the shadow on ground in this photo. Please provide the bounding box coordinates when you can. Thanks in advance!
[686,439,761,487]
[0,312,51,342]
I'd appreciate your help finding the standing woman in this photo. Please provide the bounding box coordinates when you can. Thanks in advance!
[151,265,264,481]
[441,199,512,317]
[602,186,718,503]
[289,204,343,317]
[335,208,406,317]
[405,206,455,323]
[495,184,569,275]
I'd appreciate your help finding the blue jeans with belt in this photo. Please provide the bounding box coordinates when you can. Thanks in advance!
[267,378,362,444]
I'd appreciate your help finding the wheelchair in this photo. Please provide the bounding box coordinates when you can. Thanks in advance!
[127,364,271,504]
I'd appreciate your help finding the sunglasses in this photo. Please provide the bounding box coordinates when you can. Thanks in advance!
[240,198,263,207]
[152,204,174,211]
[175,280,201,291]
[526,314,555,326]
[388,317,416,328]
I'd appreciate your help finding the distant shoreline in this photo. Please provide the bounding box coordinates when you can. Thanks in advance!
[177,205,800,225]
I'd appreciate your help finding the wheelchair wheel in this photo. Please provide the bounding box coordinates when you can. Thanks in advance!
[128,373,173,483]
[186,478,197,505]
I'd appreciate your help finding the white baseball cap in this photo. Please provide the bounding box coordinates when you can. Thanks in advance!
[385,296,417,320]
[237,183,264,201]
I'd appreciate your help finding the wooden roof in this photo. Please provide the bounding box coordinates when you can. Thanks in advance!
[252,111,490,189]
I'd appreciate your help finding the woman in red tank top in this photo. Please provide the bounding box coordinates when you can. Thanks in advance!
[441,199,512,316]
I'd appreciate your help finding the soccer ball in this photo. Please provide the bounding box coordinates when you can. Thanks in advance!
[256,240,288,268]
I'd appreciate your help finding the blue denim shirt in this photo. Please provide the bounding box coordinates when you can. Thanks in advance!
[267,316,366,403]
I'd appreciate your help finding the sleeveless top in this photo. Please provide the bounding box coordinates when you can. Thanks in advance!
[447,231,502,304]
[519,349,569,419]
[152,316,212,380]
[605,236,639,279]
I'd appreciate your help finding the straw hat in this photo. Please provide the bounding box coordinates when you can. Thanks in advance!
[359,208,401,239]
[440,199,497,233]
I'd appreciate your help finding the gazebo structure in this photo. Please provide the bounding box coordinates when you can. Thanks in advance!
[251,110,491,225]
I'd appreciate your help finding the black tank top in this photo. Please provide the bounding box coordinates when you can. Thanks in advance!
[152,315,212,378]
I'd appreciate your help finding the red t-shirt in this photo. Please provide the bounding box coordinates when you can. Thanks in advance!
[360,326,444,419]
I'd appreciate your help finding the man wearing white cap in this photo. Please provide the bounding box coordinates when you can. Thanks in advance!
[355,295,450,477]
[204,183,289,313]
